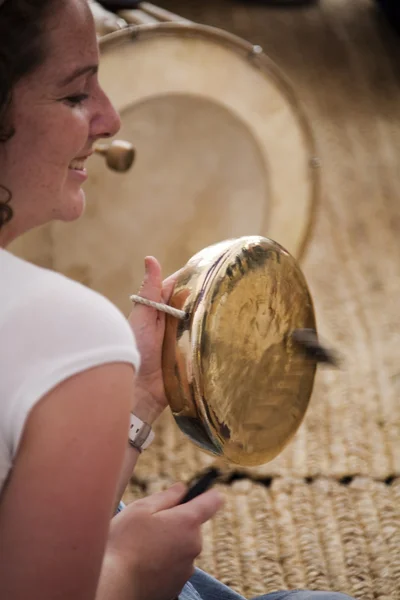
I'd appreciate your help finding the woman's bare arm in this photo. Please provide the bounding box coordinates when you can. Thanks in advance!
[0,362,134,600]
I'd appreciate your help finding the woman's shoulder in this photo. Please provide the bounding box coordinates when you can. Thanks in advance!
[0,250,140,483]
[0,250,139,366]
[2,248,122,311]
[0,250,140,453]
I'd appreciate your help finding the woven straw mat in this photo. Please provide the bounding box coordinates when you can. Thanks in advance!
[123,477,400,600]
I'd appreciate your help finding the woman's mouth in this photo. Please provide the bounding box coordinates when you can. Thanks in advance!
[69,158,87,171]
[68,155,90,183]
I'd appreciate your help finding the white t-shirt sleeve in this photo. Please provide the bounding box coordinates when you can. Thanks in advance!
[0,269,140,459]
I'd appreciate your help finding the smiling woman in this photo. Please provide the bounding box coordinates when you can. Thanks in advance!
[0,0,121,247]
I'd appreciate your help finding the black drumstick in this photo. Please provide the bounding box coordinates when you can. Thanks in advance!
[115,468,220,516]
[178,467,221,504]
[98,0,141,10]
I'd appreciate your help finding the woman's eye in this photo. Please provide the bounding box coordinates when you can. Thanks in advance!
[64,94,89,106]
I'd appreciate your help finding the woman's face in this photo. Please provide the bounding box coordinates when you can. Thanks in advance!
[1,0,121,236]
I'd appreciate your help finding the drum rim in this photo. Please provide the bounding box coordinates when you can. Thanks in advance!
[99,21,321,261]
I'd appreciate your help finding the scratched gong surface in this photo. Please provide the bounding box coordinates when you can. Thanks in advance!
[163,236,317,466]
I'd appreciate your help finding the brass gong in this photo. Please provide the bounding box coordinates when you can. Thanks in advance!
[161,236,317,467]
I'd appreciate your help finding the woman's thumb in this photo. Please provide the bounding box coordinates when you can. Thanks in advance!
[137,256,163,303]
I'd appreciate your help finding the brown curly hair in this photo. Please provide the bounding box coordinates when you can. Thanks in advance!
[0,0,57,229]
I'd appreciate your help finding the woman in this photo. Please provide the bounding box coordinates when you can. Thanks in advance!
[0,1,354,599]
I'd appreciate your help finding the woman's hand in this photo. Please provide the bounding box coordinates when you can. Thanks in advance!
[98,484,224,600]
[128,256,180,423]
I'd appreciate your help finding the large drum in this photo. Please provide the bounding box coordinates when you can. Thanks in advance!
[10,20,319,316]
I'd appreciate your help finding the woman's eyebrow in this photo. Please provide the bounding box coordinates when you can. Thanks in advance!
[58,64,98,87]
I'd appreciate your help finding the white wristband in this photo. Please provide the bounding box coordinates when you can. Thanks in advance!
[128,413,155,452]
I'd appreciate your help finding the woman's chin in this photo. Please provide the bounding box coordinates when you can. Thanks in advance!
[53,189,86,223]
[61,188,86,222]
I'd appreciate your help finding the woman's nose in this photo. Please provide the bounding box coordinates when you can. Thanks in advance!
[90,87,121,140]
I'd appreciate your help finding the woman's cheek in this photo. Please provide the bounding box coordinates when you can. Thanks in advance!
[66,109,91,151]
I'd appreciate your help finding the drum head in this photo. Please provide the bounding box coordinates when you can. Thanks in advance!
[25,23,318,315]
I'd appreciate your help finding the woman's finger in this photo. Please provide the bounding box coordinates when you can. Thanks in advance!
[139,483,188,514]
[136,256,163,303]
[128,257,165,333]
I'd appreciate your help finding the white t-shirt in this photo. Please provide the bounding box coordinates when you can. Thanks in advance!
[0,249,141,493]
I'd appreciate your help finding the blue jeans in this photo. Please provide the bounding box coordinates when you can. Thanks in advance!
[116,504,354,600]
[183,570,354,600]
